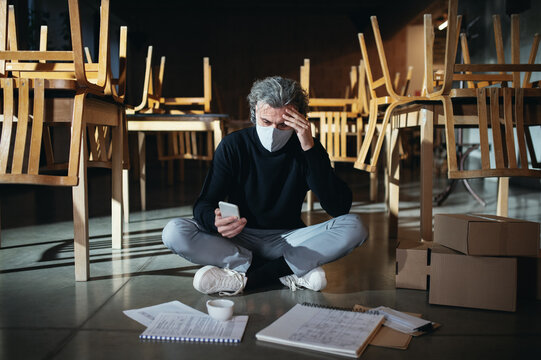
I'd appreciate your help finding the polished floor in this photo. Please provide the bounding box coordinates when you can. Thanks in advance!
[1,159,540,359]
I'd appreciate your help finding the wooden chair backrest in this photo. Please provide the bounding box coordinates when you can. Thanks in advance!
[104,26,127,102]
[150,56,166,110]
[423,0,461,97]
[347,61,371,115]
[317,111,362,164]
[160,57,212,114]
[444,87,541,179]
[368,16,405,101]
[300,58,310,95]
[523,33,541,88]
[456,15,523,89]
[131,46,154,112]
[300,58,364,116]
[141,51,165,112]
[358,33,380,102]
[400,66,413,96]
[358,60,370,116]
[360,17,417,102]
[0,78,81,185]
[128,53,211,114]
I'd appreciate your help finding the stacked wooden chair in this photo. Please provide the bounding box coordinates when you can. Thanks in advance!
[378,0,541,241]
[435,14,541,208]
[124,47,225,220]
[354,17,427,174]
[300,58,368,165]
[299,58,371,208]
[423,0,541,218]
[0,0,127,281]
[353,0,541,240]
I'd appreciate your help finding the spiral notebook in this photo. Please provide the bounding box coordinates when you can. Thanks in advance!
[255,303,384,358]
[139,312,248,343]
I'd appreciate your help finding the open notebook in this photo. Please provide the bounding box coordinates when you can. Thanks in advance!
[140,312,248,343]
[256,303,384,358]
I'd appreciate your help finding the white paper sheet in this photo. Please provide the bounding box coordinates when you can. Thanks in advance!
[123,300,205,327]
[371,306,433,334]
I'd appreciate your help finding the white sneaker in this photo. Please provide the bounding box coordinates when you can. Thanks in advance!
[193,265,247,296]
[279,267,327,292]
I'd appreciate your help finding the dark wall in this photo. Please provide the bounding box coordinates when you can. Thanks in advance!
[13,0,432,119]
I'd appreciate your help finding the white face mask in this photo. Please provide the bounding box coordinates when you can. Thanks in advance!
[256,124,294,152]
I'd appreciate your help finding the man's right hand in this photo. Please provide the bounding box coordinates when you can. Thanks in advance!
[214,208,247,238]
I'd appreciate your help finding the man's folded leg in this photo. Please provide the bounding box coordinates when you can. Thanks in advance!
[162,217,252,272]
[162,218,254,295]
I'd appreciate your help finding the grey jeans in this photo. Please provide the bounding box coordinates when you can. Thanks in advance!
[162,214,367,277]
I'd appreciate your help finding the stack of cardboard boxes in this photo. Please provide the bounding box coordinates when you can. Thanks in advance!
[396,214,540,311]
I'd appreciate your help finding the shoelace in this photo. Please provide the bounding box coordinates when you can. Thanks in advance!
[218,268,246,296]
[282,275,300,292]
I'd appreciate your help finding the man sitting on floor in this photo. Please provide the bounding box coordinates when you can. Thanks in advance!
[162,76,367,295]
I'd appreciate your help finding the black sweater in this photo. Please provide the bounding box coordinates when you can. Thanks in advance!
[193,126,352,232]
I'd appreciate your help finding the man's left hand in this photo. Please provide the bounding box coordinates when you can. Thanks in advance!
[283,107,314,151]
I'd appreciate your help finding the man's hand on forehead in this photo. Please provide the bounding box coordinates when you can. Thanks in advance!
[282,108,314,151]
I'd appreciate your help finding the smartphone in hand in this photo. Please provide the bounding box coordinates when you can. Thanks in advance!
[218,201,240,219]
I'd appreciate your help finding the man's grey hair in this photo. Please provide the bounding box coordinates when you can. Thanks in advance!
[247,76,309,124]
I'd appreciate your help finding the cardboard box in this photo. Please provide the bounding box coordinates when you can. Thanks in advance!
[396,240,518,311]
[429,245,517,312]
[434,214,540,257]
[396,240,432,290]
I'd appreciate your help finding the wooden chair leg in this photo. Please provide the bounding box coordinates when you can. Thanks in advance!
[212,119,223,149]
[138,132,146,211]
[368,101,403,172]
[73,103,89,281]
[384,127,390,207]
[122,168,130,223]
[497,177,509,217]
[306,190,313,211]
[111,108,123,249]
[355,100,378,171]
[369,136,378,202]
[121,111,130,223]
[369,173,378,202]
[420,106,434,242]
[388,127,400,239]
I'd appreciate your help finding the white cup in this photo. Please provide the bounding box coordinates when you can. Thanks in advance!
[206,299,234,321]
